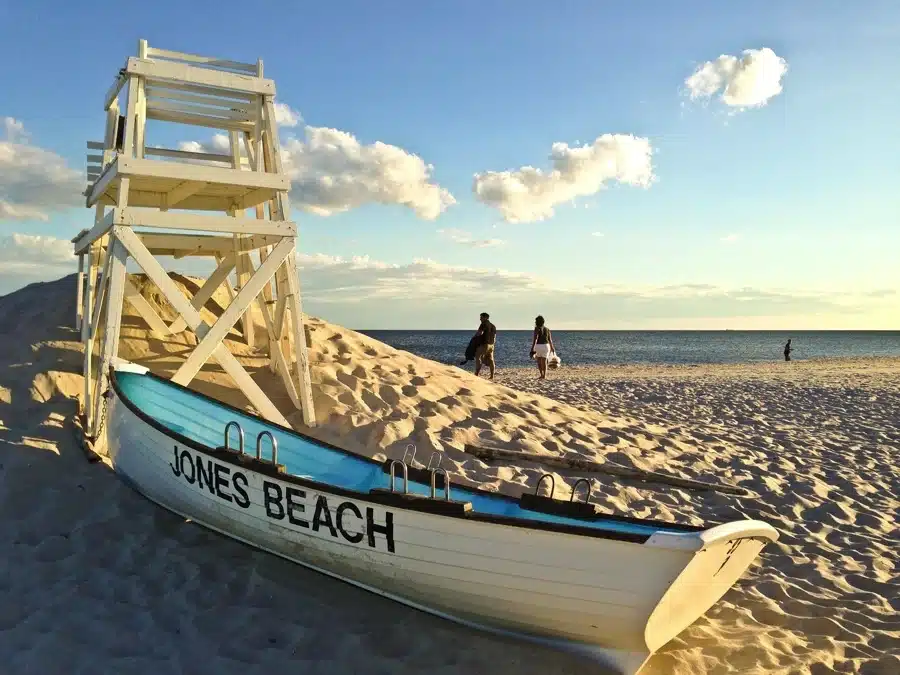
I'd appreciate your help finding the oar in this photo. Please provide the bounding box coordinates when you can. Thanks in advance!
[464,444,750,497]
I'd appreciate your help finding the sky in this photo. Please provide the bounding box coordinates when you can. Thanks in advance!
[1,0,898,329]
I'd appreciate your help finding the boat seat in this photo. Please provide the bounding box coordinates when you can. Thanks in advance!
[367,489,473,516]
[519,492,600,520]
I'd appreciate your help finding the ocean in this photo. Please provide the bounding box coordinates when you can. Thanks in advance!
[358,330,900,369]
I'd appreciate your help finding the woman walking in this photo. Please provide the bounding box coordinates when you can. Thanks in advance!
[529,315,555,379]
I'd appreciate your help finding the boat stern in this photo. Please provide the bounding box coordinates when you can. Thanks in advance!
[643,519,779,653]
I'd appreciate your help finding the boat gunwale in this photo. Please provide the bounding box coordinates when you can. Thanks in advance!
[109,367,709,543]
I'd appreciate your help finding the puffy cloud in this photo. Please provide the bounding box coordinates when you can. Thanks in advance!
[282,126,455,220]
[0,118,84,222]
[0,233,75,269]
[437,228,504,248]
[721,233,740,243]
[181,117,455,220]
[273,102,302,128]
[685,48,788,110]
[472,134,655,223]
[591,232,604,238]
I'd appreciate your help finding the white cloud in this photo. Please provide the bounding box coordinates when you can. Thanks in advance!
[286,253,891,329]
[0,118,84,222]
[273,102,302,128]
[0,233,75,270]
[472,133,655,224]
[685,48,788,110]
[591,231,604,237]
[3,117,27,143]
[282,126,455,220]
[181,116,455,220]
[721,233,740,243]
[438,228,504,248]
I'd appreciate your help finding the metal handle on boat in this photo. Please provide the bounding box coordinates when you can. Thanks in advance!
[430,467,451,501]
[402,443,417,467]
[389,460,409,494]
[426,451,443,471]
[256,430,277,464]
[571,478,593,503]
[536,473,556,498]
[224,421,245,455]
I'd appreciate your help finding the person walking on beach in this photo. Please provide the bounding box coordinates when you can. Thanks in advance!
[784,338,793,362]
[530,315,555,379]
[474,312,496,380]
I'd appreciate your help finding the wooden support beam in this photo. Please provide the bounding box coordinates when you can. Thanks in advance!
[172,236,294,386]
[117,156,289,190]
[126,57,276,96]
[166,180,206,208]
[115,208,295,236]
[284,253,316,427]
[104,70,127,111]
[75,254,85,330]
[124,277,169,336]
[168,254,236,333]
[144,146,232,164]
[122,78,140,159]
[144,46,260,75]
[73,208,115,253]
[116,226,289,426]
[89,237,128,439]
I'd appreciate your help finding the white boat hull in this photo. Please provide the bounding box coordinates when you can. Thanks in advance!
[104,367,778,674]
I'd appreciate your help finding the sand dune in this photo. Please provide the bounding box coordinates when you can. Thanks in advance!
[1,273,897,674]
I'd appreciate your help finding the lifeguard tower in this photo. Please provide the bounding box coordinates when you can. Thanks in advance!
[73,39,316,448]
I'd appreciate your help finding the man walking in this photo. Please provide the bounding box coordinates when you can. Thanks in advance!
[474,312,497,380]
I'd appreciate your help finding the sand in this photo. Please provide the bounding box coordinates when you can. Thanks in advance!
[0,273,897,674]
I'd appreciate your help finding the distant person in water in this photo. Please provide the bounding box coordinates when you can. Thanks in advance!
[784,338,793,362]
[530,315,555,379]
[474,312,496,380]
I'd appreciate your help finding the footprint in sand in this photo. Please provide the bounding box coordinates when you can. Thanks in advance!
[410,376,426,386]
[401,385,418,397]
[379,385,402,406]
[335,371,359,390]
[456,387,473,397]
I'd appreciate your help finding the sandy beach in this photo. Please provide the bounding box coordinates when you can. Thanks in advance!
[1,273,898,674]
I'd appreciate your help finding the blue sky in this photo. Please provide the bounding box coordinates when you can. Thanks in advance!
[1,1,898,328]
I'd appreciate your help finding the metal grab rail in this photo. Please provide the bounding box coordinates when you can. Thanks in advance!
[535,473,556,498]
[256,430,277,465]
[571,477,593,503]
[389,459,409,494]
[224,421,244,454]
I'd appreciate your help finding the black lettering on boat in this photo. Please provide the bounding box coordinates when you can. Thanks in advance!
[232,471,250,508]
[285,487,309,528]
[336,502,364,544]
[366,508,395,553]
[263,481,284,519]
[179,449,196,484]
[312,495,337,537]
[170,445,181,476]
[196,455,214,494]
[213,463,233,503]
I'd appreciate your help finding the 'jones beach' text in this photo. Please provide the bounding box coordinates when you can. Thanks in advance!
[168,446,395,552]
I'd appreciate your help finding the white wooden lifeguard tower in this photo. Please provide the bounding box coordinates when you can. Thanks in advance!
[73,39,316,449]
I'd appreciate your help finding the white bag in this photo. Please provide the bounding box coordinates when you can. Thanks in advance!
[547,351,561,369]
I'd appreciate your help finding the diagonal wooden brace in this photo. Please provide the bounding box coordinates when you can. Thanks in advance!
[168,254,236,334]
[172,236,294,386]
[115,226,289,426]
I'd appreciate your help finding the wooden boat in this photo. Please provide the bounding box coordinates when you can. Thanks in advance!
[104,362,778,674]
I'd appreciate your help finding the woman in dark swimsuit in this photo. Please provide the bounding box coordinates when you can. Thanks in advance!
[529,315,555,379]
